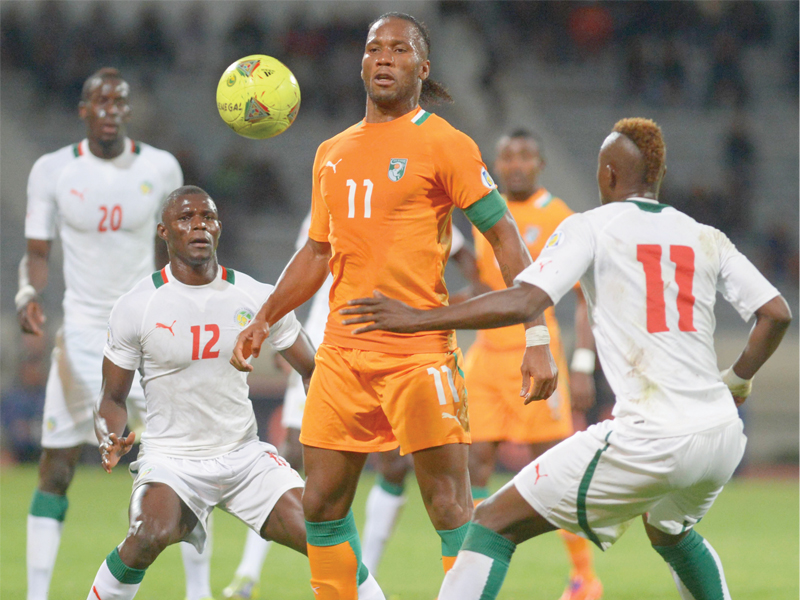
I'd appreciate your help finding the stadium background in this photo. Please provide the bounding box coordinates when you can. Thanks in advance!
[0,1,797,599]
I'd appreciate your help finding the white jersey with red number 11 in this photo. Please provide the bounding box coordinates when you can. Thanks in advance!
[104,265,301,459]
[516,197,779,439]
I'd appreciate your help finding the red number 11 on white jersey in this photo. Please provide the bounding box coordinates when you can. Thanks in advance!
[636,244,696,334]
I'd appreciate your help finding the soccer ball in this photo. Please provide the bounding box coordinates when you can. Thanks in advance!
[216,55,301,140]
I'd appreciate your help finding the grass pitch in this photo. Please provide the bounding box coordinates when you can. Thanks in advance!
[1,464,797,599]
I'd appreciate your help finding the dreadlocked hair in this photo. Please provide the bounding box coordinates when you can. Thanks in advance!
[81,67,123,101]
[369,12,453,105]
[612,118,666,185]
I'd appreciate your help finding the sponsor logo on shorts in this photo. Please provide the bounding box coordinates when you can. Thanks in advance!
[46,417,57,431]
[136,466,155,481]
[481,167,496,189]
[235,308,254,328]
[441,412,460,423]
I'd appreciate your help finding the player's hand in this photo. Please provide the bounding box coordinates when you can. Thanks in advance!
[231,317,270,372]
[340,291,423,334]
[569,371,596,412]
[18,300,46,336]
[732,395,747,407]
[520,345,558,404]
[99,432,136,473]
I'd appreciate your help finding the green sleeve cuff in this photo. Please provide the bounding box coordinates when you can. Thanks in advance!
[463,189,508,233]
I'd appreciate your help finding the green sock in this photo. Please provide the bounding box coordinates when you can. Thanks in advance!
[106,547,147,584]
[471,486,490,503]
[377,475,405,497]
[29,489,69,522]
[654,530,729,600]
[306,510,369,585]
[460,522,517,599]
[437,522,470,559]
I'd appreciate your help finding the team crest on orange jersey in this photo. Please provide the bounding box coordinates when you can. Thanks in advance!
[388,158,407,182]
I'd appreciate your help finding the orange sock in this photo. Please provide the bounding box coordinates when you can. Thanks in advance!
[559,530,596,580]
[306,512,368,600]
[438,523,470,573]
[442,555,457,573]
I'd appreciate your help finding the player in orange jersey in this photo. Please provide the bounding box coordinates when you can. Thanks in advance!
[465,130,603,600]
[232,12,557,600]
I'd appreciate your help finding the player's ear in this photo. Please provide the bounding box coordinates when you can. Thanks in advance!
[607,165,617,190]
[78,101,87,121]
[419,59,430,81]
[156,223,168,242]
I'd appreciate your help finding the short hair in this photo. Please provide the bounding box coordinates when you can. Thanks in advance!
[507,128,545,158]
[161,185,211,222]
[612,118,666,185]
[81,67,124,101]
[368,12,453,105]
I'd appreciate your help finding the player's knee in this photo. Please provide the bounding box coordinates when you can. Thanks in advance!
[123,522,172,568]
[302,486,346,522]
[426,489,471,530]
[380,454,410,486]
[38,452,77,495]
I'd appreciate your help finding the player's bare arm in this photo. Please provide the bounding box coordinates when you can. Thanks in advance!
[569,287,597,412]
[94,357,137,473]
[482,212,558,401]
[723,295,792,406]
[231,237,331,372]
[278,328,317,393]
[16,239,51,336]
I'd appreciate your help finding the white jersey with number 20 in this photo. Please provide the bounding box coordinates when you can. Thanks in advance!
[25,138,183,328]
[516,197,779,439]
[105,265,301,459]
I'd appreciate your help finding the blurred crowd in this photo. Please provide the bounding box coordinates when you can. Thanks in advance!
[1,1,797,462]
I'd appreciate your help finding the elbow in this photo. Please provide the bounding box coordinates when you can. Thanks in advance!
[760,295,792,331]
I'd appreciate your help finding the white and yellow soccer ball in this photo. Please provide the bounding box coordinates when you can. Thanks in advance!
[216,55,301,140]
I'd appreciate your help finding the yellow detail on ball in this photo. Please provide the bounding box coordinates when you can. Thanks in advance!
[216,54,301,140]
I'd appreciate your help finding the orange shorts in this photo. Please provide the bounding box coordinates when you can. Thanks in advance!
[465,342,572,444]
[300,344,470,455]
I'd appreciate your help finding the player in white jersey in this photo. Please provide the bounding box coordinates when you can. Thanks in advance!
[87,187,386,600]
[16,67,183,600]
[341,118,792,600]
[223,215,474,599]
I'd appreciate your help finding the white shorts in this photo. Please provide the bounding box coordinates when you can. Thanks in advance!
[129,439,304,552]
[42,325,146,448]
[513,418,746,550]
[281,372,306,430]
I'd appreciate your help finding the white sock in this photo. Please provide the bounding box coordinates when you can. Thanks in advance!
[361,484,406,575]
[27,515,63,600]
[438,551,494,600]
[181,512,213,600]
[234,528,272,581]
[358,572,386,600]
[86,557,141,600]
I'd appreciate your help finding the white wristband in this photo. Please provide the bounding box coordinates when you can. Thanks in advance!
[571,348,596,374]
[525,326,550,347]
[15,284,38,312]
[721,367,752,399]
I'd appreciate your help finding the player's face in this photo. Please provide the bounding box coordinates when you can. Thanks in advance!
[160,195,221,265]
[494,137,543,198]
[79,78,132,144]
[362,18,430,108]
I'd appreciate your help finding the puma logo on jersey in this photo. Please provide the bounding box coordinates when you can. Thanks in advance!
[441,412,460,422]
[155,320,176,336]
[92,586,103,600]
[534,463,548,484]
[325,159,342,173]
[69,188,87,201]
[311,585,321,595]
[538,259,553,272]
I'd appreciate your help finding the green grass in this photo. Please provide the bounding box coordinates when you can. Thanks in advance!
[1,464,797,599]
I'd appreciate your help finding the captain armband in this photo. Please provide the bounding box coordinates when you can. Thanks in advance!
[463,189,508,233]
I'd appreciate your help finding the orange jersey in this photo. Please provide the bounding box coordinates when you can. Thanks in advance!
[309,107,497,354]
[474,189,574,350]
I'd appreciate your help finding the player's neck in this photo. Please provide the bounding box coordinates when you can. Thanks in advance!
[507,185,542,203]
[87,137,126,160]
[169,259,219,286]
[364,97,418,123]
